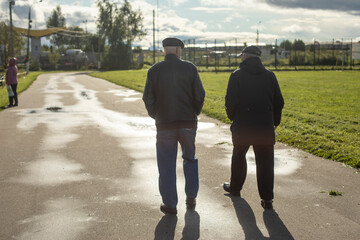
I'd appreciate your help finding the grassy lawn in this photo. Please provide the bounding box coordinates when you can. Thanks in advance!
[0,72,43,110]
[90,70,360,168]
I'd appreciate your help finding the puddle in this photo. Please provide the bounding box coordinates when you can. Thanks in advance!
[46,106,63,112]
[107,89,140,97]
[16,198,93,240]
[80,91,91,100]
[11,154,91,186]
[245,147,302,175]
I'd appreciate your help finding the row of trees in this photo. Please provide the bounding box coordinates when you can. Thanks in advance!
[1,0,146,70]
[278,39,353,66]
[45,0,145,70]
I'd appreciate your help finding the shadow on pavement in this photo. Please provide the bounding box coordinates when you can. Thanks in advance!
[263,210,294,240]
[181,210,200,240]
[231,197,265,239]
[154,214,178,240]
[231,197,294,239]
[154,210,200,240]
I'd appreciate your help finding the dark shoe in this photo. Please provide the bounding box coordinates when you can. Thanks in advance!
[261,200,273,210]
[186,197,196,209]
[223,182,240,197]
[160,204,177,214]
[6,104,13,108]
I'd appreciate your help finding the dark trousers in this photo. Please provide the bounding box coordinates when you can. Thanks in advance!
[230,144,274,200]
[8,83,18,106]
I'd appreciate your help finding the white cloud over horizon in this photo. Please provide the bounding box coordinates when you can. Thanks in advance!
[0,0,359,49]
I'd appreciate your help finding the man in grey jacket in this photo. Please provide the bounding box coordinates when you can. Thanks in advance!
[223,46,284,210]
[143,37,205,214]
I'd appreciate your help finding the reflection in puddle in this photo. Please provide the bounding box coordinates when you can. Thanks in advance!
[107,89,140,97]
[246,147,302,175]
[46,106,63,112]
[80,91,91,100]
[11,154,91,186]
[197,120,302,175]
[16,198,93,240]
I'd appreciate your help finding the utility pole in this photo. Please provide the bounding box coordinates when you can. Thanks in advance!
[193,39,196,64]
[235,38,238,66]
[313,39,316,70]
[205,42,208,69]
[26,7,32,74]
[9,0,15,58]
[153,10,155,64]
[275,39,277,70]
[157,0,159,62]
[350,39,353,70]
[214,39,217,73]
[332,38,335,70]
[256,21,261,46]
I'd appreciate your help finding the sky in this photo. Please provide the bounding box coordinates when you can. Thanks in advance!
[1,0,360,49]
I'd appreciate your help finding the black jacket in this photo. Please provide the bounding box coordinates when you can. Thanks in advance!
[143,54,205,130]
[225,57,284,145]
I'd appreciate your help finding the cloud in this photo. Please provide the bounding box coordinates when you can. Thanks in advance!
[1,0,359,49]
[281,24,303,34]
[0,1,98,32]
[263,0,360,15]
[200,0,243,7]
[172,0,189,7]
[190,7,233,13]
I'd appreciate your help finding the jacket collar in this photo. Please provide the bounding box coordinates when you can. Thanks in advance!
[165,54,179,61]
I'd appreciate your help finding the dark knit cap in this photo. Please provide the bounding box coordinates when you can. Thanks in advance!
[162,37,184,49]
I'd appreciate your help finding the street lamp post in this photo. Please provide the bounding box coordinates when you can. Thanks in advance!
[256,21,261,46]
[9,0,15,58]
[26,7,32,74]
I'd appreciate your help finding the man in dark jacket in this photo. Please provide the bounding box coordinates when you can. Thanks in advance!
[143,37,205,214]
[223,46,284,210]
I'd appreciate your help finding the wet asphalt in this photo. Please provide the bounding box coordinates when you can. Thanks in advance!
[0,72,359,240]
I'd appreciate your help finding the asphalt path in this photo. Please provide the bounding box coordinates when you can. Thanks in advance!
[0,72,359,240]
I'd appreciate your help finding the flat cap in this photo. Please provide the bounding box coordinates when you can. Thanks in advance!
[162,37,184,49]
[241,46,262,56]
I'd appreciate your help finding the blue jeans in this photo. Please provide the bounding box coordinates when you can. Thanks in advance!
[156,128,199,208]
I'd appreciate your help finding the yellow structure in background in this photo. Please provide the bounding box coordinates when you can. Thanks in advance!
[13,26,66,37]
[13,26,66,59]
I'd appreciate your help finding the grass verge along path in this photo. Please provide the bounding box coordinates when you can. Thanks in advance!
[90,70,360,168]
[0,72,43,110]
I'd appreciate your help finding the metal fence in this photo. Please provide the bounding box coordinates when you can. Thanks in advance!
[181,39,360,71]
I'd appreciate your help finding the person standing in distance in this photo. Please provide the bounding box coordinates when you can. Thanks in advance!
[6,58,18,108]
[143,37,205,214]
[223,46,284,210]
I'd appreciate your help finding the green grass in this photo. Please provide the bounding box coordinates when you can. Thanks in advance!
[90,70,360,168]
[0,72,43,110]
[328,190,343,196]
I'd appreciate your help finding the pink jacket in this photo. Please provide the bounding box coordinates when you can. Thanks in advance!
[6,58,18,85]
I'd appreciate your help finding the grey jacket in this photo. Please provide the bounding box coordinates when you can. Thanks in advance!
[143,54,205,131]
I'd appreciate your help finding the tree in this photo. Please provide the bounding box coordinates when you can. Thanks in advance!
[61,26,87,49]
[0,21,24,68]
[280,40,292,50]
[96,0,145,70]
[46,6,66,47]
[293,39,305,51]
